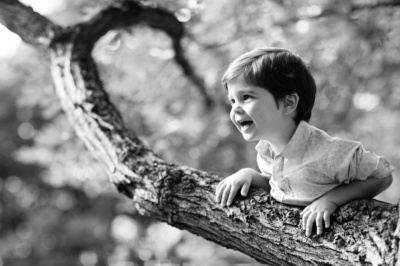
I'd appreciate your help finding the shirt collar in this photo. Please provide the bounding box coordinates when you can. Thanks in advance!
[281,121,311,159]
[255,140,274,159]
[255,121,311,160]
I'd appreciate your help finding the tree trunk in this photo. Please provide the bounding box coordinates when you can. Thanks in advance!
[1,1,399,265]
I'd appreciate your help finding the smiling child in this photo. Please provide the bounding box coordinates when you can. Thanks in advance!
[215,47,394,236]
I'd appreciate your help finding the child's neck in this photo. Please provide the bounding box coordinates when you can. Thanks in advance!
[269,121,298,155]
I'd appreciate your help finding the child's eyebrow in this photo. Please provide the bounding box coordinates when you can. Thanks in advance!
[227,88,258,99]
[239,87,258,95]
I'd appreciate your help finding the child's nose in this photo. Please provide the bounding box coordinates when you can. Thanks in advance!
[232,103,244,114]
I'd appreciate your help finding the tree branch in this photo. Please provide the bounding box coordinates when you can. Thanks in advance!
[351,0,400,11]
[1,0,399,265]
[70,0,212,106]
[0,0,61,49]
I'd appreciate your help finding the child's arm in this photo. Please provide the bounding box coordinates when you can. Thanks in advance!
[215,168,271,207]
[301,174,393,236]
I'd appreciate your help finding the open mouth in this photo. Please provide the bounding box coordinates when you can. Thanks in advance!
[238,119,253,129]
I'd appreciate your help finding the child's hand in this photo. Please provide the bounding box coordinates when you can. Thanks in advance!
[300,197,337,236]
[215,169,253,207]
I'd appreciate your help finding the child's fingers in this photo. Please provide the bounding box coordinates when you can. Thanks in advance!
[315,212,323,235]
[240,180,250,196]
[300,205,310,216]
[323,211,331,228]
[220,184,231,207]
[215,182,226,203]
[216,181,222,191]
[216,180,227,193]
[306,212,317,236]
[301,210,311,230]
[227,185,240,206]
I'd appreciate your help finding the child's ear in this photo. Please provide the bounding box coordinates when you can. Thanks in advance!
[282,93,299,116]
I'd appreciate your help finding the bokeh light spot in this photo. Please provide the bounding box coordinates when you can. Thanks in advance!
[296,20,310,33]
[189,148,201,159]
[353,92,381,111]
[18,122,35,140]
[79,251,98,266]
[112,215,139,242]
[175,8,192,22]
[54,191,76,211]
[13,242,31,258]
[307,5,322,17]
[5,176,23,194]
[138,249,152,261]
[148,48,175,60]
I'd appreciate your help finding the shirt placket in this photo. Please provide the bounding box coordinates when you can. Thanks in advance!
[271,155,292,201]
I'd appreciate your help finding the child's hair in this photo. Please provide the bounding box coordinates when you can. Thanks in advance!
[222,47,316,123]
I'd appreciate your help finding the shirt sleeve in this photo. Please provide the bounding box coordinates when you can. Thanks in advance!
[335,144,394,184]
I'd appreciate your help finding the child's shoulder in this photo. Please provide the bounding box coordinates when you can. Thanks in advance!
[307,124,362,156]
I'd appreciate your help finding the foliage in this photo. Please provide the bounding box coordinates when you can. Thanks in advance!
[0,0,399,265]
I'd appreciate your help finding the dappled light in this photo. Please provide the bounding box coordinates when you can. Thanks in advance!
[1,0,400,265]
[0,25,21,58]
[20,0,65,15]
[295,20,310,33]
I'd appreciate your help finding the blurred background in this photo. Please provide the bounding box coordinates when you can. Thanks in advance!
[1,0,399,265]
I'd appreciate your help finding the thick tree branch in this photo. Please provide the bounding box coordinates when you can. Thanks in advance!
[70,0,212,106]
[0,0,61,48]
[1,0,399,265]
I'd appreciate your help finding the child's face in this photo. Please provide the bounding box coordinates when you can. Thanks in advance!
[227,75,286,142]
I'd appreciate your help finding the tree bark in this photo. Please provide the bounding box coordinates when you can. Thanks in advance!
[1,1,399,265]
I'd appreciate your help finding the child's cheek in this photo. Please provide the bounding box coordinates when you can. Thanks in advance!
[229,111,236,125]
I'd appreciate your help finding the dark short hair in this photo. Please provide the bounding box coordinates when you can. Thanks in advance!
[222,47,316,123]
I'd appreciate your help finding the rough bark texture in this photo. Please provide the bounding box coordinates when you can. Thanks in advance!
[1,0,400,265]
[0,0,61,48]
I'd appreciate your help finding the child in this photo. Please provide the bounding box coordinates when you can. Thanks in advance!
[215,47,394,236]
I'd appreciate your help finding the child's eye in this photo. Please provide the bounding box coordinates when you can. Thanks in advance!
[243,95,253,101]
[228,98,235,105]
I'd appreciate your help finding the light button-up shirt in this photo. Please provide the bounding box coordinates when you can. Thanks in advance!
[256,121,394,206]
